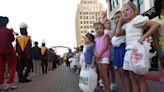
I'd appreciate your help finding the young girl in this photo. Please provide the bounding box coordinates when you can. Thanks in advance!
[92,22,111,92]
[84,33,95,67]
[112,11,131,92]
[116,1,160,92]
[103,19,116,91]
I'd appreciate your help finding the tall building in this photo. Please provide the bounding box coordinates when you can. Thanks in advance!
[75,0,103,46]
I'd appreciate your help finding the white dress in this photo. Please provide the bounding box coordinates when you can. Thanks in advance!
[122,15,149,71]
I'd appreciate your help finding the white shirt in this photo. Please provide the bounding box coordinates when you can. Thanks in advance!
[122,15,149,50]
[111,35,126,47]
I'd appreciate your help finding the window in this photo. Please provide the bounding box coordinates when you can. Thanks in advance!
[139,0,144,13]
[80,21,82,24]
[116,0,118,5]
[109,0,119,11]
[98,12,100,15]
[81,26,83,29]
[80,16,82,19]
[95,12,97,15]
[86,16,88,19]
[131,0,145,13]
[81,31,83,33]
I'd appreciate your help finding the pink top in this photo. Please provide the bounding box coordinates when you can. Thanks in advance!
[95,34,110,58]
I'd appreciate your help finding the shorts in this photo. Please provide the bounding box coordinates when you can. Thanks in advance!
[113,43,126,68]
[97,57,110,64]
[123,50,132,71]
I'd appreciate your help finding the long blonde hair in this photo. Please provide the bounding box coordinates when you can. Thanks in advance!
[123,1,139,16]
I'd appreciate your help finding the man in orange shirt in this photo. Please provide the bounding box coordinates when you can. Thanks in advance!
[16,23,32,83]
[41,42,48,74]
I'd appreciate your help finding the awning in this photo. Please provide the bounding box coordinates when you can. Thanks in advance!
[142,7,158,19]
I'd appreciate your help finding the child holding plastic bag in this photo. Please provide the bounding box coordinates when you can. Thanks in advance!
[79,33,97,92]
[116,1,160,92]
[92,22,111,92]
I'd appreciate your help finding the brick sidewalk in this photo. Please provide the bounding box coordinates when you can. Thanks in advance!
[144,70,160,81]
[5,64,81,92]
[4,64,162,92]
[48,65,81,92]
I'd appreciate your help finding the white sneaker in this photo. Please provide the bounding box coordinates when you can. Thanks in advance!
[99,79,104,87]
[9,83,17,89]
[3,83,17,90]
[3,83,9,91]
[110,83,117,91]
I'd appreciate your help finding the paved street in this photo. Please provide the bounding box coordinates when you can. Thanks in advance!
[3,64,162,92]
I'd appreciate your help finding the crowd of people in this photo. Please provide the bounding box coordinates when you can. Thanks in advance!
[66,1,164,92]
[0,0,164,92]
[0,16,63,91]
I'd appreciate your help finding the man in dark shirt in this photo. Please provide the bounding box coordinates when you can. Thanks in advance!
[31,41,41,76]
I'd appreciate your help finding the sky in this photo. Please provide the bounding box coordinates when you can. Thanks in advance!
[0,0,107,55]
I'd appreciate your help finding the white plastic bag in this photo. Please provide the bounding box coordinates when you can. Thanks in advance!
[130,42,153,74]
[70,58,77,70]
[79,53,85,68]
[69,57,73,62]
[79,66,97,92]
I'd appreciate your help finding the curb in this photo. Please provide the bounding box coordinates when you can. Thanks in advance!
[144,72,160,81]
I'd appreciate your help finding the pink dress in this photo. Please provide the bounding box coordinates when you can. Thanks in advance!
[95,34,110,64]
